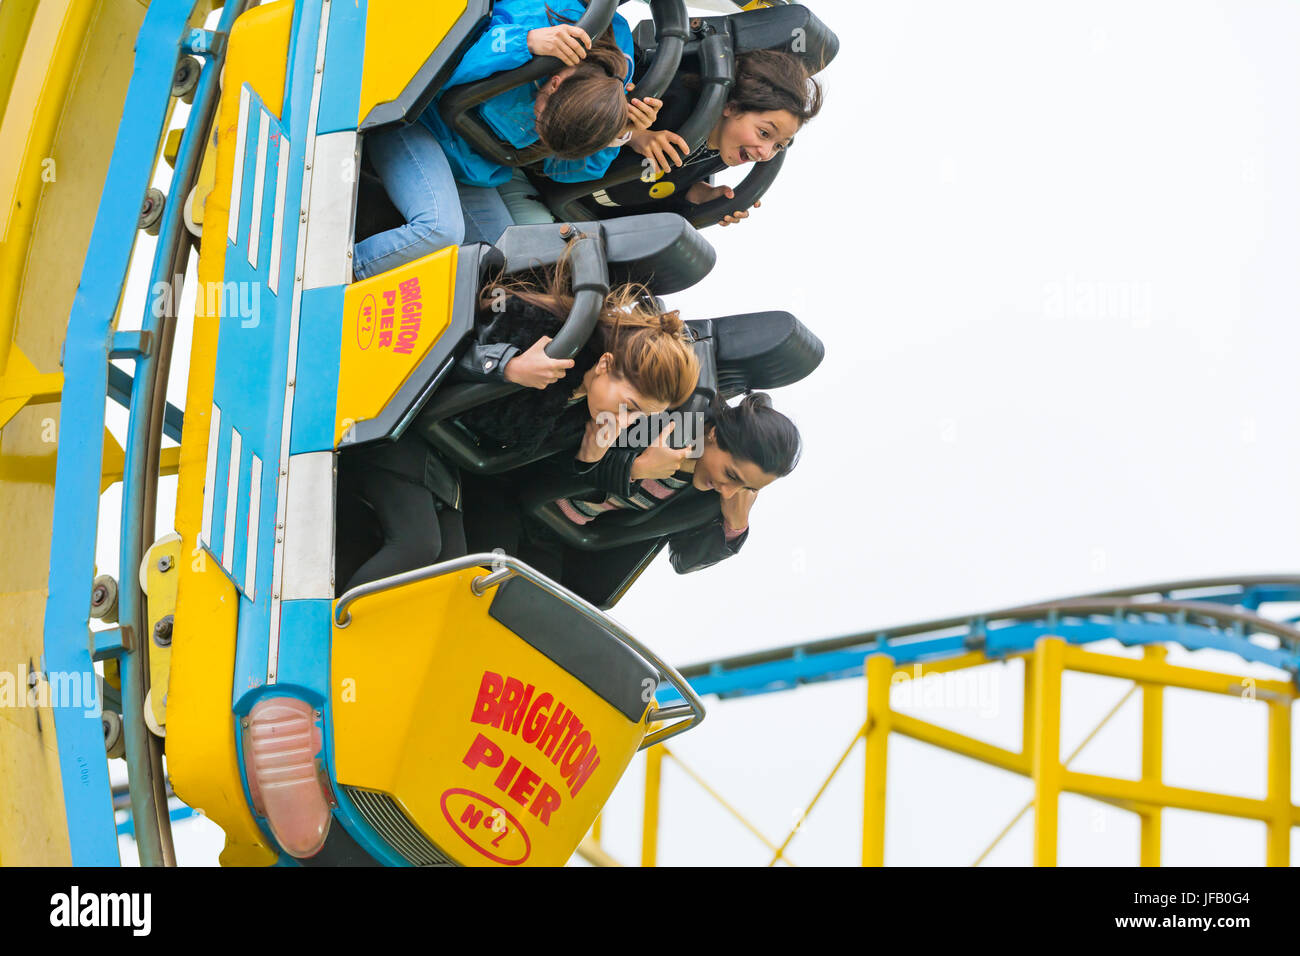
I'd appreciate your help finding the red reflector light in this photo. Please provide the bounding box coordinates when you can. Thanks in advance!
[242,696,331,858]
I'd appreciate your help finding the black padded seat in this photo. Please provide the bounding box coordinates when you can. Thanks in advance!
[632,2,838,76]
[493,213,715,296]
[353,158,405,244]
[688,311,824,400]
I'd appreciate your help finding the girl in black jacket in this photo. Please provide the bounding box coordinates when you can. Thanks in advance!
[337,257,699,592]
[554,392,803,573]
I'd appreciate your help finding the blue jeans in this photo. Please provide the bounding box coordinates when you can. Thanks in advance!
[353,124,515,279]
[459,181,516,246]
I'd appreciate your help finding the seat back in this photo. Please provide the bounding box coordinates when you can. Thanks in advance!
[634,3,839,74]
[494,213,716,295]
[692,310,825,399]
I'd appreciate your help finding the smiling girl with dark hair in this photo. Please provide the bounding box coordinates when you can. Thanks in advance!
[554,391,803,572]
[516,50,824,229]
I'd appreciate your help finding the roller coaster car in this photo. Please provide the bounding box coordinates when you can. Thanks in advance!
[165,0,818,868]
[354,0,839,237]
[166,0,724,868]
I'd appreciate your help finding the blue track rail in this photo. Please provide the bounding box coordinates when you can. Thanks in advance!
[42,0,244,866]
[655,577,1300,703]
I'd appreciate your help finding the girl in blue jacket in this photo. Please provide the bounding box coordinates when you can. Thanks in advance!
[354,0,659,279]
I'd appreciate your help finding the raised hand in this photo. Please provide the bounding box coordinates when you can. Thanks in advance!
[526,25,591,66]
[630,129,690,175]
[626,95,662,132]
[577,416,618,464]
[630,421,690,480]
[720,487,756,532]
[684,182,762,226]
[503,336,575,389]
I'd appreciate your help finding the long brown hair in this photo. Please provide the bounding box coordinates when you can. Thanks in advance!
[481,253,699,410]
[535,10,630,159]
[678,50,824,129]
[728,50,824,125]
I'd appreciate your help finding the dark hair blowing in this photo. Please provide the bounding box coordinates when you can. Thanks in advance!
[707,392,802,478]
[535,16,630,159]
[728,50,824,126]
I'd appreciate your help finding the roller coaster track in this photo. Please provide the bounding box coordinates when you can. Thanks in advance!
[659,576,1300,702]
[3,0,1294,866]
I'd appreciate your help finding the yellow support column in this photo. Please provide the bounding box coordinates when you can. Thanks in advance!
[641,745,663,867]
[1031,638,1065,866]
[1265,697,1291,867]
[862,653,894,867]
[1022,651,1036,758]
[1139,645,1165,866]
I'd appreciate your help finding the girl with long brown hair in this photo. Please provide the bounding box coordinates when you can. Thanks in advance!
[354,0,662,279]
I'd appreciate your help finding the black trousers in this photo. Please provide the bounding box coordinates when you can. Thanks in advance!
[336,458,466,593]
[461,472,563,580]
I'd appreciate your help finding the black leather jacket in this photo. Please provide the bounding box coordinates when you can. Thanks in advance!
[352,296,643,511]
[453,296,642,498]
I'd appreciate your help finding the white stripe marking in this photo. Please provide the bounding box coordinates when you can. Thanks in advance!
[269,0,332,684]
[200,403,221,547]
[245,455,262,600]
[222,428,242,571]
[228,86,250,244]
[268,134,290,295]
[247,109,270,269]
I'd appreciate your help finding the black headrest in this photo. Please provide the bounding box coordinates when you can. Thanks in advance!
[686,311,823,399]
[633,4,839,76]
[728,4,838,72]
[493,214,714,296]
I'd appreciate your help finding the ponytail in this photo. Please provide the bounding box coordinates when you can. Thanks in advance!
[598,300,699,410]
[707,392,802,477]
[479,252,699,410]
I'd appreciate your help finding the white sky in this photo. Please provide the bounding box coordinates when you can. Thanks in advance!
[104,0,1300,866]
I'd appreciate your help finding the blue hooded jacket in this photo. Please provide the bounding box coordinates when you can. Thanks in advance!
[419,0,635,187]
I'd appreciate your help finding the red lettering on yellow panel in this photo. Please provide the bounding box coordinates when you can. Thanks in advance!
[356,294,376,350]
[440,788,531,866]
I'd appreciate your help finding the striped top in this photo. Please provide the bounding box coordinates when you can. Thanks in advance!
[556,470,747,540]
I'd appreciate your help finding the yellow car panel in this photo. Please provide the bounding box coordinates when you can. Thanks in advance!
[336,245,456,446]
[358,0,469,126]
[332,569,650,866]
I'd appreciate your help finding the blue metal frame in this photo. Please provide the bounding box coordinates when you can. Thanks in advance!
[43,0,247,866]
[107,365,183,443]
[655,584,1300,703]
[43,0,202,868]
